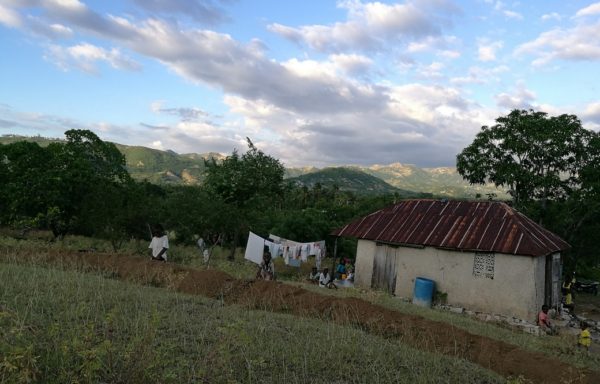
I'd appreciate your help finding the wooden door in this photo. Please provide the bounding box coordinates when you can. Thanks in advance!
[544,253,561,308]
[372,244,397,294]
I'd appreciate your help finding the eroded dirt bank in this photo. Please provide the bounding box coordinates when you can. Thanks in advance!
[5,249,599,384]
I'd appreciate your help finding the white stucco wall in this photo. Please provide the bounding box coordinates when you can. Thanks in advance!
[355,241,547,320]
[354,239,376,288]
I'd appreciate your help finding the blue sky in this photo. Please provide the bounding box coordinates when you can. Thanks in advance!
[1,0,600,167]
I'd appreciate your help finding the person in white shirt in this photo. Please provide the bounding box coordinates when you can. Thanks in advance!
[319,268,336,289]
[149,224,169,262]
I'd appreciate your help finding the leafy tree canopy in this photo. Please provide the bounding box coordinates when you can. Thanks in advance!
[203,137,285,209]
[456,109,596,204]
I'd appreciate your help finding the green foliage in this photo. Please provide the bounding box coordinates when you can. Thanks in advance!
[457,109,596,204]
[203,138,285,209]
[289,167,406,195]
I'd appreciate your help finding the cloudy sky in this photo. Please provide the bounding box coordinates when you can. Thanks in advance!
[1,0,600,167]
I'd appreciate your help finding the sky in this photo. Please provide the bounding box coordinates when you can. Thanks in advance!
[1,0,600,168]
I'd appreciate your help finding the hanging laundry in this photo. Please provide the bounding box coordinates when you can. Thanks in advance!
[244,231,265,265]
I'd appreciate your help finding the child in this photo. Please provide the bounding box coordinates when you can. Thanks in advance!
[308,267,320,284]
[319,268,337,289]
[257,249,274,281]
[149,224,169,262]
[537,305,556,335]
[578,322,591,351]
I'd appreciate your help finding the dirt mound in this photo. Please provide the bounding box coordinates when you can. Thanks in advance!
[5,248,599,384]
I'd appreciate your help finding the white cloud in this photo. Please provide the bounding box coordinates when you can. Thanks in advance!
[28,15,73,39]
[503,10,523,20]
[583,101,600,124]
[575,2,600,18]
[268,0,459,53]
[541,12,561,22]
[515,21,600,66]
[328,53,373,76]
[45,42,142,74]
[131,0,229,25]
[0,3,22,27]
[477,39,503,62]
[494,82,537,110]
[450,65,509,85]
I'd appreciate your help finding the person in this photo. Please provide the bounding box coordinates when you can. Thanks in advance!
[537,305,556,335]
[578,322,591,351]
[149,224,169,262]
[308,266,320,284]
[562,275,575,315]
[257,248,274,281]
[319,268,337,289]
[335,258,346,279]
[346,268,354,282]
[203,248,210,264]
[196,236,205,253]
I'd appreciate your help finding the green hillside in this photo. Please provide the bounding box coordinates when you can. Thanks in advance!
[0,135,218,185]
[0,134,506,197]
[288,167,420,196]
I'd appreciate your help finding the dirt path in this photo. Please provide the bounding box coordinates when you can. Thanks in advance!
[6,249,600,384]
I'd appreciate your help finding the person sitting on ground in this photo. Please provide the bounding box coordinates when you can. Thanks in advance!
[346,268,354,282]
[319,268,337,289]
[335,259,346,279]
[149,224,169,262]
[578,321,591,351]
[308,267,320,284]
[257,249,275,281]
[537,305,556,335]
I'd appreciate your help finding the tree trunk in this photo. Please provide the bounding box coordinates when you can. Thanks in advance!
[228,228,238,261]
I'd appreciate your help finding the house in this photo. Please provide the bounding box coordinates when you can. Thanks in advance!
[332,199,570,320]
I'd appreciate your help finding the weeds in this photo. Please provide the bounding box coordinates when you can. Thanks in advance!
[0,262,504,383]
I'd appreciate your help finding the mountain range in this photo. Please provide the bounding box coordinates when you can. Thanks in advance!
[1,134,506,198]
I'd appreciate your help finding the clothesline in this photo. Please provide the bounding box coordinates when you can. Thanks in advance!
[244,231,326,268]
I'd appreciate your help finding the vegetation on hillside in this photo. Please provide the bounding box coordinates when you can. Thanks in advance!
[1,134,502,197]
[0,260,508,384]
[288,167,419,196]
[1,108,599,271]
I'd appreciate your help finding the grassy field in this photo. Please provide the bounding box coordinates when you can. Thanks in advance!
[0,262,505,384]
[1,234,598,383]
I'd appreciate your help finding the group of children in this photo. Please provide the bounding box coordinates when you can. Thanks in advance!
[307,258,355,289]
[537,305,592,351]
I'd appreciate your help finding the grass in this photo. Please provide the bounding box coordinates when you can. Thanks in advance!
[1,233,598,381]
[289,281,600,371]
[0,262,504,384]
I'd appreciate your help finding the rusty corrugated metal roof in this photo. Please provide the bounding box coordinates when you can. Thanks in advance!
[332,199,570,257]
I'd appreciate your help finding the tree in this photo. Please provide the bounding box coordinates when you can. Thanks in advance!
[0,141,56,229]
[203,138,285,259]
[456,109,595,205]
[46,129,131,237]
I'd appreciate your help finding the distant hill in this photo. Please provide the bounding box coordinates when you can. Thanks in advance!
[114,144,224,185]
[0,134,220,185]
[361,163,507,199]
[288,167,421,196]
[0,134,507,198]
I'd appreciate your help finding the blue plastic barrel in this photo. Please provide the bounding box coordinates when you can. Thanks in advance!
[413,277,436,308]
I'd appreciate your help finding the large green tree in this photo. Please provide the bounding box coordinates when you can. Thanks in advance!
[456,109,595,205]
[0,141,56,228]
[203,138,285,259]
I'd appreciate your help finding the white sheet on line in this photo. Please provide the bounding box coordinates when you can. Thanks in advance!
[244,231,265,265]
